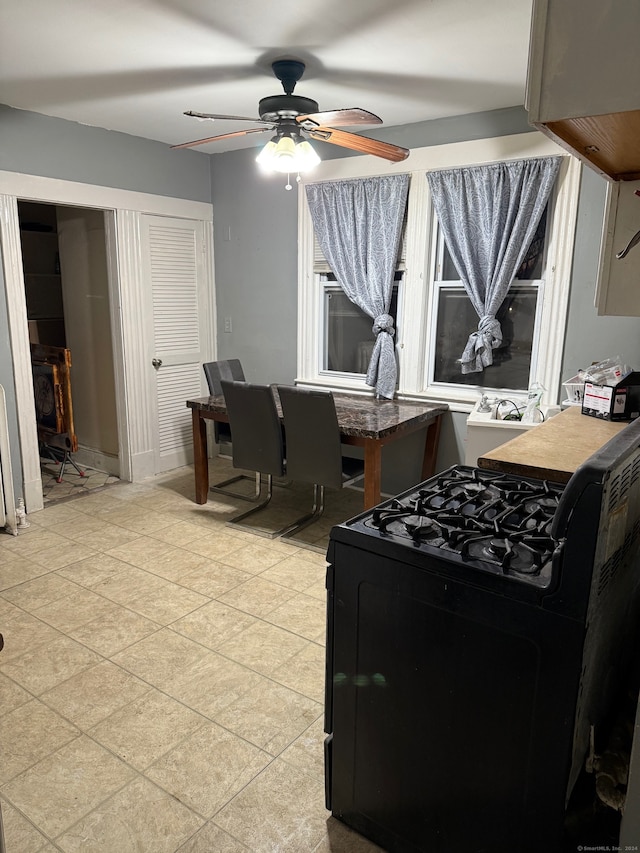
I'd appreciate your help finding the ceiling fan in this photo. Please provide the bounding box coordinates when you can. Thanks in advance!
[170,59,410,174]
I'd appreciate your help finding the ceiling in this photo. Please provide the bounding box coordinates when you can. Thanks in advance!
[0,0,534,154]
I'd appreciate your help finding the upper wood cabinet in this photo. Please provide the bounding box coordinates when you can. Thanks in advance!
[526,0,640,181]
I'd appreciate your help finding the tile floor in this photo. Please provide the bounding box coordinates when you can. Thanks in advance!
[0,457,382,852]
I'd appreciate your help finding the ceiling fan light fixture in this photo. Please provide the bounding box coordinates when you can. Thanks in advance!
[256,134,320,175]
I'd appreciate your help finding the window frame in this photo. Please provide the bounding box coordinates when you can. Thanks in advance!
[297,132,581,410]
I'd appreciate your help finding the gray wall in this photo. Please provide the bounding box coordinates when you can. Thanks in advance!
[0,104,211,202]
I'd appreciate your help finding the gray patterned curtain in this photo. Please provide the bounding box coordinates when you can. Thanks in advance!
[305,174,410,399]
[426,156,561,374]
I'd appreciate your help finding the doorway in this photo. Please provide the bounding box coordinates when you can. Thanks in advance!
[18,200,120,503]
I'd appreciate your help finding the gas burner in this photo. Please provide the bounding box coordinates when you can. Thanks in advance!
[461,535,546,575]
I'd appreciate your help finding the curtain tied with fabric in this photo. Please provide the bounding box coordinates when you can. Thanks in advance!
[427,156,562,375]
[305,174,409,399]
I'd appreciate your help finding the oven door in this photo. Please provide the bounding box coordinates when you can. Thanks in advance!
[326,540,584,853]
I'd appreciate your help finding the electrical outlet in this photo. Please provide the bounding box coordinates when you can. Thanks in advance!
[224,317,232,333]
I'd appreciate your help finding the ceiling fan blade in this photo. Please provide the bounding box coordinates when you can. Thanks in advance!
[297,108,382,128]
[307,126,409,162]
[171,127,271,150]
[184,110,268,124]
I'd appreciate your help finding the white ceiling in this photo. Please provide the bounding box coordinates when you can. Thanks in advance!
[0,0,534,154]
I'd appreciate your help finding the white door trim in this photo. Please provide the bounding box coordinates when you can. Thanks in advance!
[0,171,215,509]
[0,194,44,511]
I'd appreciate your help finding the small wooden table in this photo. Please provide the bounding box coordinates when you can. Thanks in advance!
[477,405,630,483]
[187,393,448,510]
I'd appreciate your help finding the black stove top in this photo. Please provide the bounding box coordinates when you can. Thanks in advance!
[349,466,566,587]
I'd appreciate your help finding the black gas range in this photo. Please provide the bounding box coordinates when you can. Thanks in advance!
[361,466,564,590]
[324,422,640,853]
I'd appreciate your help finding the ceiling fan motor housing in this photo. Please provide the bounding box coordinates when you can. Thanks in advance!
[259,95,319,123]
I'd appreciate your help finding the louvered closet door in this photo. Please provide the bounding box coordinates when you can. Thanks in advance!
[142,216,208,473]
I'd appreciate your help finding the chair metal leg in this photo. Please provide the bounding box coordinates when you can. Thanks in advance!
[227,474,282,538]
[279,485,326,541]
[210,472,261,501]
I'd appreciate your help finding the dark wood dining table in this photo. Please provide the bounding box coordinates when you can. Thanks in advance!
[187,392,448,510]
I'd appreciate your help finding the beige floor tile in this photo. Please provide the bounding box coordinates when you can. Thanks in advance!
[171,600,258,651]
[90,688,206,770]
[216,621,309,677]
[29,502,84,528]
[0,634,102,695]
[1,735,136,838]
[56,553,137,589]
[176,821,250,852]
[98,506,177,535]
[148,520,218,547]
[41,660,149,729]
[1,573,81,611]
[0,798,52,853]
[36,514,116,541]
[139,547,212,579]
[166,651,266,719]
[32,585,117,632]
[217,575,296,619]
[280,714,326,781]
[105,535,180,568]
[0,558,52,592]
[0,672,32,716]
[55,776,203,853]
[214,758,328,852]
[259,554,327,592]
[264,591,327,640]
[68,603,159,656]
[0,699,79,784]
[0,529,71,557]
[92,565,169,604]
[0,609,63,663]
[26,541,97,572]
[218,541,290,574]
[183,532,246,561]
[111,629,211,692]
[125,584,209,625]
[212,678,322,756]
[312,817,387,852]
[150,560,251,597]
[146,722,271,817]
[72,525,141,553]
[271,641,326,703]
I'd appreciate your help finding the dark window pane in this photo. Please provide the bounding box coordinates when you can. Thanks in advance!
[433,287,537,390]
[324,287,399,374]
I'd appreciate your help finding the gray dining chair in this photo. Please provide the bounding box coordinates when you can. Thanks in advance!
[276,385,365,540]
[220,380,296,537]
[203,360,259,501]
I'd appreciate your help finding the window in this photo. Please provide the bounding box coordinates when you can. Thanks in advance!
[322,274,401,375]
[429,209,547,393]
[297,134,581,408]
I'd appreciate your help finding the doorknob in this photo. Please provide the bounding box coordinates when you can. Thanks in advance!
[152,358,163,368]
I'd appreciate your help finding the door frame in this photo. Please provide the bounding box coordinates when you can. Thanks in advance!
[0,170,215,512]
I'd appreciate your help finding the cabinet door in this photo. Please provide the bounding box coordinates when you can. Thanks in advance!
[596,180,640,316]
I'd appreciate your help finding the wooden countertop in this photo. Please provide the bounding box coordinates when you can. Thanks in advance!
[477,405,630,483]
